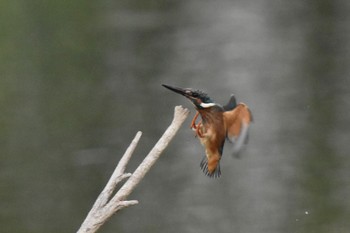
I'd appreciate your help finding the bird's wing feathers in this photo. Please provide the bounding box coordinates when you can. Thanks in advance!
[223,94,237,111]
[223,103,252,157]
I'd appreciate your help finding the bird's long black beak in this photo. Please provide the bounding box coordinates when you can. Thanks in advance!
[162,84,190,98]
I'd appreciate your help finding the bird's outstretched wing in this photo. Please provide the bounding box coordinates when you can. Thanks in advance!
[223,103,253,157]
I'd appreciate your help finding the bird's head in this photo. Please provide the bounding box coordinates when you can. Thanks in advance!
[162,84,216,109]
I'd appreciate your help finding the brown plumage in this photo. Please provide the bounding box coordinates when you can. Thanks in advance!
[195,106,226,177]
[162,84,253,178]
[223,103,253,156]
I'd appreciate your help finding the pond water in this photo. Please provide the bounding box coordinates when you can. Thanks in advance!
[1,0,350,232]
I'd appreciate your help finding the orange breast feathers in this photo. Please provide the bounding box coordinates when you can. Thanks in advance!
[201,126,225,174]
[196,110,227,175]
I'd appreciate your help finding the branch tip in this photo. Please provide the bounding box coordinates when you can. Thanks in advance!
[121,200,139,206]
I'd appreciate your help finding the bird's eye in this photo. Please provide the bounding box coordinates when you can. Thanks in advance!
[192,93,199,97]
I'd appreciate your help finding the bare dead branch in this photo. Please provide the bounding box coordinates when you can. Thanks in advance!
[77,106,189,233]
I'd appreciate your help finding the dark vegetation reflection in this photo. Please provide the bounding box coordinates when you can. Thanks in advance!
[296,1,346,232]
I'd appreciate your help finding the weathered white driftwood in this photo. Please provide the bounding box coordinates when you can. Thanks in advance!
[77,106,189,233]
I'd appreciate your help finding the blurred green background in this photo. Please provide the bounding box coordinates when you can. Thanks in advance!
[1,0,349,232]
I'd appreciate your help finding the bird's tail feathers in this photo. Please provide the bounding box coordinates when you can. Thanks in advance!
[200,156,221,178]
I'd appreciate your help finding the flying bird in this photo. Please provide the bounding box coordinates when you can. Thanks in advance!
[162,84,253,178]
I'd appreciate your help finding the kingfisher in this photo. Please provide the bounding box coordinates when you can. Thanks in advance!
[162,84,253,178]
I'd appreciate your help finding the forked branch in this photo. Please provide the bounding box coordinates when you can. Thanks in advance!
[77,106,189,233]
